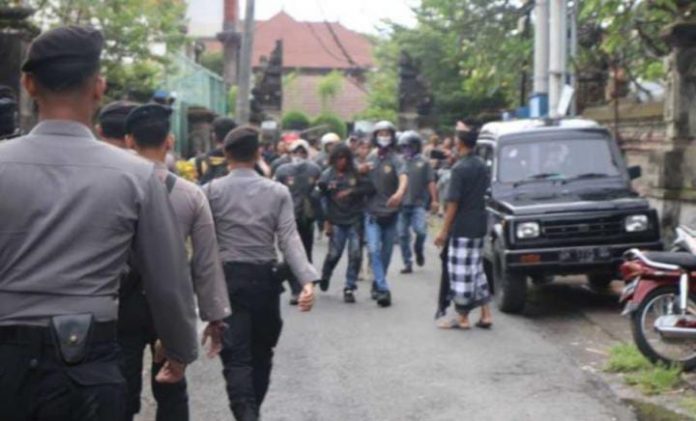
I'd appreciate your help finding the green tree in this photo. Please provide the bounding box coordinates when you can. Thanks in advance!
[312,113,347,139]
[200,51,224,76]
[364,0,525,130]
[22,0,188,100]
[282,110,310,131]
[317,70,344,113]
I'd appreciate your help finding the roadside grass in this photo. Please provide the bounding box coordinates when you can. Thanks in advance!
[605,343,684,396]
[680,397,696,417]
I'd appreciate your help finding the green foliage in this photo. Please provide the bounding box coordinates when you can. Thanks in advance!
[281,110,311,131]
[364,0,519,130]
[312,113,347,139]
[605,344,652,373]
[200,52,224,76]
[578,0,696,92]
[227,85,237,117]
[23,0,188,100]
[625,364,682,396]
[317,70,344,112]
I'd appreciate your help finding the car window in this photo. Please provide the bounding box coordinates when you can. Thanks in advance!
[498,138,620,183]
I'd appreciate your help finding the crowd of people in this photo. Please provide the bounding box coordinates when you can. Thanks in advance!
[0,25,493,421]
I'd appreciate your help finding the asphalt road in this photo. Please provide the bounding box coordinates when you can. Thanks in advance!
[137,234,636,421]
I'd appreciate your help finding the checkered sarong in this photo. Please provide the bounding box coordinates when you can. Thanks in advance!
[447,237,491,312]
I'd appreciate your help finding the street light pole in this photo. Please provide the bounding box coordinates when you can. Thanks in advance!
[235,0,255,124]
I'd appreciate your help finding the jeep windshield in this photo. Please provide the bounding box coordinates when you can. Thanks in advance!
[498,138,621,186]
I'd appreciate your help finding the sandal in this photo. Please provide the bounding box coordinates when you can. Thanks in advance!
[475,320,493,329]
[437,318,471,330]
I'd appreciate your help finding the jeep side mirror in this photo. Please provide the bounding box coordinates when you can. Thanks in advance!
[628,166,642,180]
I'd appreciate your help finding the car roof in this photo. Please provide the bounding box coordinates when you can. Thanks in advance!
[479,118,602,140]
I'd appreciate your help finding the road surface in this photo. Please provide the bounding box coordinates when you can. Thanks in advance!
[138,234,634,421]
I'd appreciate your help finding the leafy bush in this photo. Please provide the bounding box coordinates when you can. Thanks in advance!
[282,111,311,131]
[312,113,347,139]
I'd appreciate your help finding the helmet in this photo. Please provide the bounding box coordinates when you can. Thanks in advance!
[289,139,311,153]
[397,130,423,150]
[321,132,341,150]
[372,120,396,135]
[372,120,396,146]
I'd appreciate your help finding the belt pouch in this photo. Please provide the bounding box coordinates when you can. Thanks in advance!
[50,314,94,365]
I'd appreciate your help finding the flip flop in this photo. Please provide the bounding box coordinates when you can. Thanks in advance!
[437,318,471,330]
[475,320,493,330]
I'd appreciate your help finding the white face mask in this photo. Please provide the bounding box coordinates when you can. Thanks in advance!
[377,136,392,147]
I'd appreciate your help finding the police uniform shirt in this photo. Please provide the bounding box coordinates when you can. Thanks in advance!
[205,169,319,284]
[0,121,198,363]
[274,160,322,220]
[153,162,231,322]
[402,154,435,207]
[366,149,407,217]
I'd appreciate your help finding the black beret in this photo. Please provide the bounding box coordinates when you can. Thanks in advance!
[22,25,104,73]
[224,125,260,150]
[124,104,173,134]
[98,101,138,124]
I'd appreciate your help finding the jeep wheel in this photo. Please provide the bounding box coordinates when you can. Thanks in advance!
[587,273,614,290]
[492,254,527,314]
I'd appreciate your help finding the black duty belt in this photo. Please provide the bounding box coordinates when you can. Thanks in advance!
[0,321,117,344]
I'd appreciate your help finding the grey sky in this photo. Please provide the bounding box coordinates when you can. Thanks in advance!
[187,0,419,36]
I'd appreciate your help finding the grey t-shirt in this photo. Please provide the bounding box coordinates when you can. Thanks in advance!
[314,151,330,170]
[402,154,435,207]
[274,160,322,221]
[366,149,407,217]
[447,154,489,239]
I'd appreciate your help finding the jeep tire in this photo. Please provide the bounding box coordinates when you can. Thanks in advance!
[492,253,527,314]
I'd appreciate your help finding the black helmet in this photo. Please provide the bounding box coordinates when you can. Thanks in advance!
[397,130,423,152]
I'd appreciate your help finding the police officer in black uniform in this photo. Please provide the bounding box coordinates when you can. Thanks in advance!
[0,26,198,421]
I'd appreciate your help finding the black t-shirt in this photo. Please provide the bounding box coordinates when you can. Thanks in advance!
[447,154,489,238]
[318,167,374,226]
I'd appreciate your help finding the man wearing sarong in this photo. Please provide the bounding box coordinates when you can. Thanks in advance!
[434,121,493,329]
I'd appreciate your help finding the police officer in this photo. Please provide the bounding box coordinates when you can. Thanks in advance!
[120,104,232,421]
[96,100,138,149]
[206,126,317,421]
[0,85,20,140]
[274,139,322,304]
[359,120,408,307]
[0,26,198,420]
[397,131,439,274]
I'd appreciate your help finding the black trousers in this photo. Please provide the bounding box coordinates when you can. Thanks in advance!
[220,262,283,420]
[117,292,189,421]
[288,218,314,295]
[0,328,126,421]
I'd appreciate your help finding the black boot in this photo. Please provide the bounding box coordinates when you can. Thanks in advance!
[376,290,392,307]
[231,401,259,421]
[343,288,356,303]
[400,264,413,274]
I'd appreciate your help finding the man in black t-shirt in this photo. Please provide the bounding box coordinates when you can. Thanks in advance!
[434,121,492,330]
[195,117,237,184]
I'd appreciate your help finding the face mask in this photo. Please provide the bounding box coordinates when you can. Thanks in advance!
[402,146,416,158]
[291,155,306,164]
[377,136,392,148]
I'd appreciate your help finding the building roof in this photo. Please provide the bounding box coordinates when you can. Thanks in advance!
[253,11,374,70]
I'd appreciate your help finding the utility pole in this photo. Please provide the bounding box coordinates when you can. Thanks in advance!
[235,0,255,124]
[531,0,549,117]
[568,0,578,116]
[548,0,567,118]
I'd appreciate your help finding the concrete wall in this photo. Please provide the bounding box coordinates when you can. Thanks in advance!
[583,100,696,235]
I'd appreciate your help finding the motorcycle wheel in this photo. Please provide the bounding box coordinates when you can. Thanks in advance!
[631,285,696,370]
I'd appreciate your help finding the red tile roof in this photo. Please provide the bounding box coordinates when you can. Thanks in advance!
[253,11,374,70]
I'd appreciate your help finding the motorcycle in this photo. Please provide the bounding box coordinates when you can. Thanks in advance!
[620,230,696,369]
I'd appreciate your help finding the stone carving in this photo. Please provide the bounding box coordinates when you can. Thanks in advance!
[250,40,283,123]
[398,50,433,117]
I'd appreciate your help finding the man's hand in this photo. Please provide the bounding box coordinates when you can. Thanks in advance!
[387,192,404,209]
[358,163,373,175]
[430,201,439,215]
[155,359,187,384]
[298,282,315,312]
[335,189,352,201]
[434,230,448,248]
[201,320,227,358]
[324,221,333,237]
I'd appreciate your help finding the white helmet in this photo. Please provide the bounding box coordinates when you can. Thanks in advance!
[321,132,341,151]
[289,139,311,153]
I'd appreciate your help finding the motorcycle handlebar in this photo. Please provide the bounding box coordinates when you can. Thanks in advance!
[623,248,682,272]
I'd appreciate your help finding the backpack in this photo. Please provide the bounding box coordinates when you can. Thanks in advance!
[196,155,228,185]
[119,173,177,299]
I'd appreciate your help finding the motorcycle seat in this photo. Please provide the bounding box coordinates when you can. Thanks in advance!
[643,252,696,270]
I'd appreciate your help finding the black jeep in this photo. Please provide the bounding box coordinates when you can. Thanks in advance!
[475,119,662,314]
